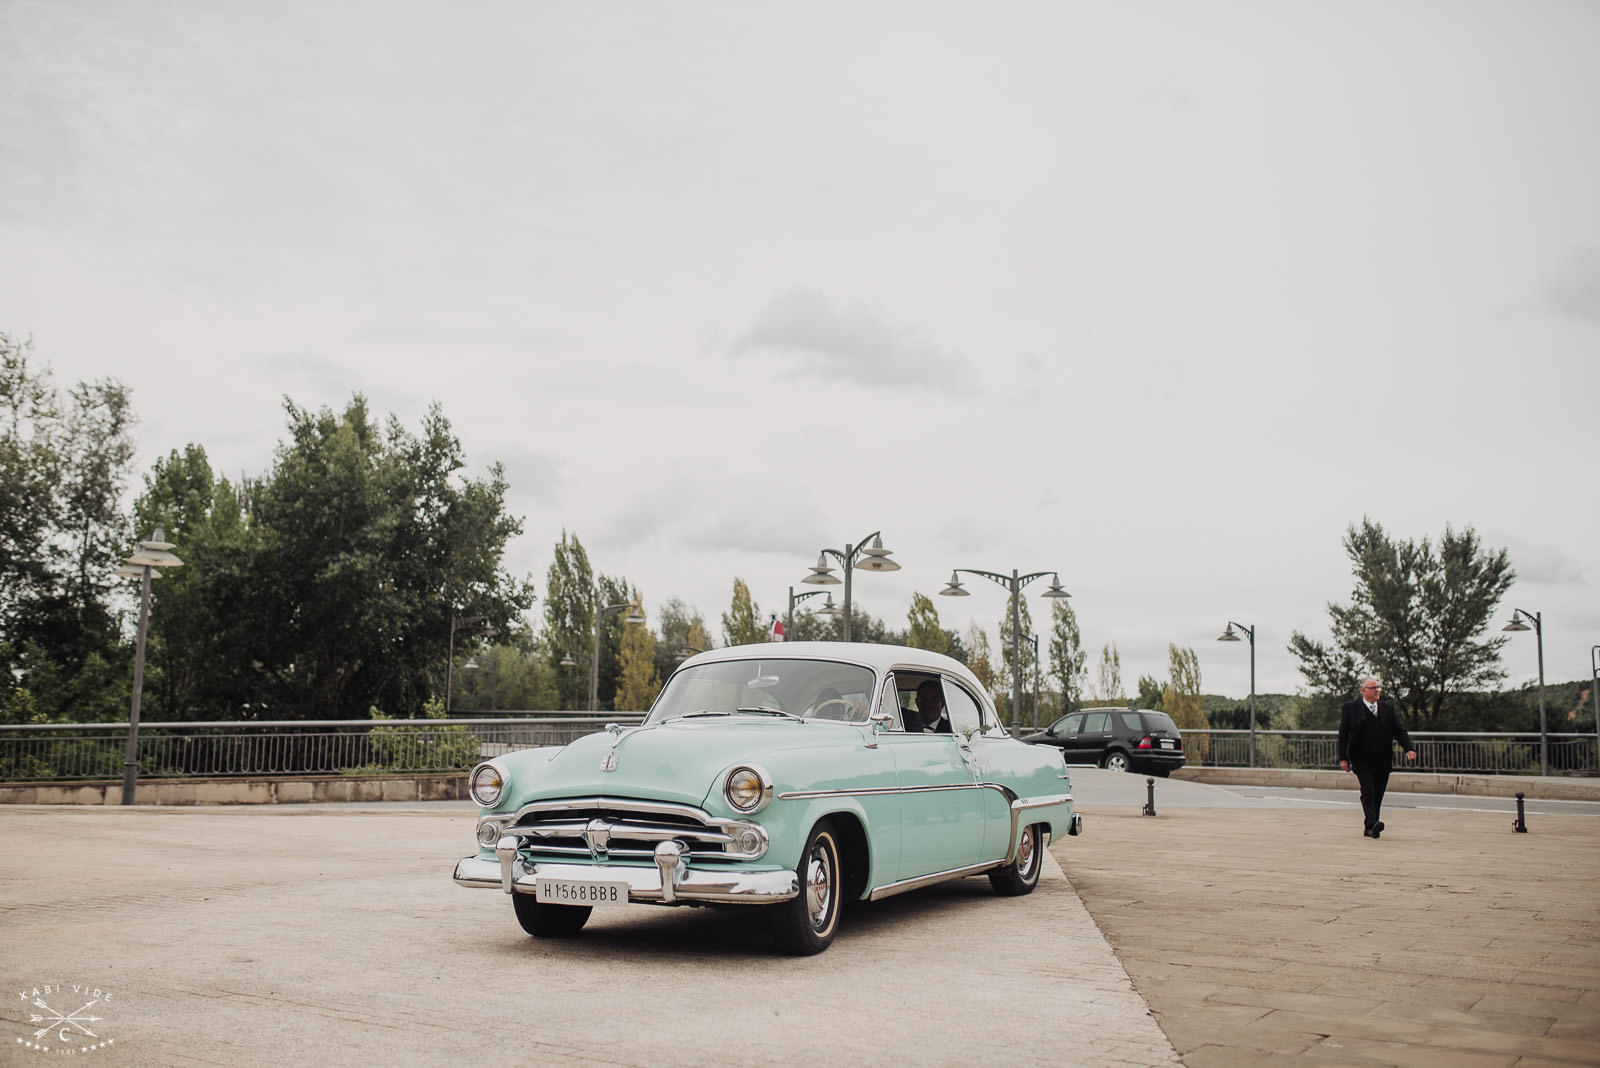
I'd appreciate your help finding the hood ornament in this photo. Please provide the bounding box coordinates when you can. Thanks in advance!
[599,720,658,772]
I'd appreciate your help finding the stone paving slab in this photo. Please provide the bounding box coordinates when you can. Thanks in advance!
[1056,800,1600,1067]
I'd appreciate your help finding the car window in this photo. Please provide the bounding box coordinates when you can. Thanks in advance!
[1119,712,1143,732]
[1083,712,1111,732]
[648,659,877,722]
[943,681,982,737]
[886,672,932,731]
[1053,714,1082,737]
[975,687,1006,735]
[1140,712,1180,733]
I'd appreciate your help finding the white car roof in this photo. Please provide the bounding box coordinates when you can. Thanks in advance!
[678,641,986,693]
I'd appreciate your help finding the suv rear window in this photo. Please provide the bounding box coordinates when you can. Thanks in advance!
[1139,712,1180,733]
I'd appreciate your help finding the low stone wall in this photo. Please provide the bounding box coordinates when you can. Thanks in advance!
[0,773,467,806]
[1173,765,1600,802]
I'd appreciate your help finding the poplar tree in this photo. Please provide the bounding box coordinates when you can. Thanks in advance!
[721,578,762,646]
[1047,599,1087,715]
[905,592,948,655]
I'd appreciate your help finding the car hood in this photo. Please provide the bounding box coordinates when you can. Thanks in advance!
[506,717,866,810]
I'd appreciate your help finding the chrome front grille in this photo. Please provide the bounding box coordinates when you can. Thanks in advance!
[488,796,766,862]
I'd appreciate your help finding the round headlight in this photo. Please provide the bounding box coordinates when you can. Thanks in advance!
[469,763,504,807]
[723,765,771,813]
[476,820,503,848]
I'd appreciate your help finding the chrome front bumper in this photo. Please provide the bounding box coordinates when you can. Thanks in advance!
[453,836,799,905]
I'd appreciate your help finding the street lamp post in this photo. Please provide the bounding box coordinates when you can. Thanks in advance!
[1216,622,1257,767]
[1591,645,1600,776]
[941,568,1069,733]
[114,527,185,805]
[786,586,839,641]
[589,600,646,712]
[800,531,899,642]
[446,613,489,714]
[1503,609,1548,776]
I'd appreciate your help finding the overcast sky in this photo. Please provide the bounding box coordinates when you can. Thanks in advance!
[3,2,1596,700]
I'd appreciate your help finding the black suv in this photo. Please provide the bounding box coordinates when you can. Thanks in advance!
[1022,707,1185,776]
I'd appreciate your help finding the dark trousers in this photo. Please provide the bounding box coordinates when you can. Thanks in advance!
[1351,759,1391,830]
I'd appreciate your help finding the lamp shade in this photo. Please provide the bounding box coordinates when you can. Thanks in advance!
[854,535,899,571]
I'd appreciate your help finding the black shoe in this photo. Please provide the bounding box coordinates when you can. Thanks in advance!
[1364,828,1376,838]
[1374,821,1384,833]
[1371,826,1381,839]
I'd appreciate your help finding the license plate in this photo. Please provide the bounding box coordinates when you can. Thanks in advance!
[535,878,629,906]
[1159,739,1176,749]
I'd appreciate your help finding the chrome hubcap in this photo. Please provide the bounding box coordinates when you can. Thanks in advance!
[1017,827,1035,875]
[804,845,833,929]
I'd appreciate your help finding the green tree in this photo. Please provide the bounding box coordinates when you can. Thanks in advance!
[964,623,997,696]
[1094,642,1125,704]
[996,597,1038,721]
[130,445,260,719]
[721,578,763,647]
[594,573,639,711]
[905,592,949,655]
[617,599,662,711]
[244,396,534,718]
[1162,644,1209,764]
[0,334,138,722]
[1289,517,1514,730]
[1047,599,1088,715]
[543,531,595,710]
[1136,675,1165,711]
[653,596,709,681]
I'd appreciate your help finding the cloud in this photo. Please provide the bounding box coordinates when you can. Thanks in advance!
[491,444,564,508]
[1547,247,1600,324]
[730,289,972,394]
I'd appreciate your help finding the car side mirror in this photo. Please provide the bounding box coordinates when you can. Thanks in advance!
[869,710,895,733]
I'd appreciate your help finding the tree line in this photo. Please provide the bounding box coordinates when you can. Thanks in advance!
[4,333,1570,732]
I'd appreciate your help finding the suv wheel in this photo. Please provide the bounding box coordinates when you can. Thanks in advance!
[1102,751,1130,773]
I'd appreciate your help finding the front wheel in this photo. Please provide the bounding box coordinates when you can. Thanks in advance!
[989,823,1044,896]
[769,819,842,955]
[512,894,592,938]
[1102,751,1130,773]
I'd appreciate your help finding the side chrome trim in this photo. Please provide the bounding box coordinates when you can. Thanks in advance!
[867,860,1004,901]
[778,782,992,801]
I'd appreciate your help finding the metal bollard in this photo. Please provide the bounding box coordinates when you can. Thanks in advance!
[1142,777,1156,816]
[1512,791,1528,833]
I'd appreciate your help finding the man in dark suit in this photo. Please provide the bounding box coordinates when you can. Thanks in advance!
[1338,676,1417,838]
[913,680,952,733]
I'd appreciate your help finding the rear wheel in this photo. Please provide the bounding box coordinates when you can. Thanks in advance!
[1102,751,1130,773]
[512,894,592,938]
[988,823,1044,896]
[769,819,842,955]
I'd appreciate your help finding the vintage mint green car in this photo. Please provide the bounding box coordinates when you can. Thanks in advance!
[452,641,1081,954]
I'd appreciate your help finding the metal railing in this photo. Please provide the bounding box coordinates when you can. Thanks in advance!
[1180,729,1598,776]
[2,721,1594,783]
[0,714,646,783]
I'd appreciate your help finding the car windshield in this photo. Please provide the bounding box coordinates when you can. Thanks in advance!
[647,658,878,724]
